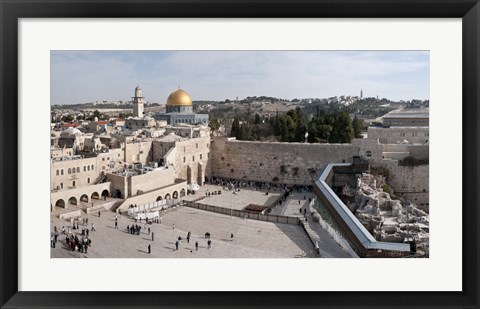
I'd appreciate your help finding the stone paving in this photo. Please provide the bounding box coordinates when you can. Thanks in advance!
[50,185,351,258]
[183,184,283,210]
[50,207,316,258]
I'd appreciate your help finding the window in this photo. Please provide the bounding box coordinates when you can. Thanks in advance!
[84,166,86,172]
[366,151,372,157]
[183,157,186,163]
[107,157,109,160]
[60,183,63,189]
[425,133,429,137]
[77,167,80,173]
[196,143,198,148]
[91,165,94,170]
[87,166,90,171]
[200,154,203,160]
[68,168,71,174]
[102,158,105,161]
[73,181,76,187]
[87,178,90,184]
[102,166,105,170]
[192,156,195,162]
[56,170,59,176]
[412,132,417,137]
[61,169,64,175]
[400,132,405,137]
[72,168,75,174]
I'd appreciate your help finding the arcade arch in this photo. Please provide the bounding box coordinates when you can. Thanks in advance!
[68,197,77,206]
[55,199,65,208]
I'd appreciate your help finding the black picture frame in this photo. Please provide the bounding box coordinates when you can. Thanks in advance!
[1,0,479,308]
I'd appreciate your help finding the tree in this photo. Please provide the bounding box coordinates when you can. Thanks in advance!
[209,118,220,132]
[330,111,353,143]
[352,116,363,138]
[61,115,74,122]
[254,113,262,125]
[230,117,240,137]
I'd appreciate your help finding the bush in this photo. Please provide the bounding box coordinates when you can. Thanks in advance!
[370,166,390,180]
[382,184,393,195]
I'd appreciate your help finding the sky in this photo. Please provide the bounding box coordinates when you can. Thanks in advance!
[51,50,429,105]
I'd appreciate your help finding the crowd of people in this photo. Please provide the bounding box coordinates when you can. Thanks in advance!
[51,221,92,254]
[205,177,313,194]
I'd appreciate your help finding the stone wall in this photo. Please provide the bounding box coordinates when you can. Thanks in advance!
[372,160,429,209]
[116,181,187,213]
[130,167,176,196]
[407,145,429,160]
[106,173,128,199]
[210,138,382,185]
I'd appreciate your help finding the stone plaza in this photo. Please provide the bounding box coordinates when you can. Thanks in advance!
[50,186,351,258]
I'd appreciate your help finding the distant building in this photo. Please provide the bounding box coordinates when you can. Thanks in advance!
[154,89,209,125]
[382,109,429,127]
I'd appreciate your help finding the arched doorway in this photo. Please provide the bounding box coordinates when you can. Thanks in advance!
[55,199,65,208]
[180,188,186,197]
[165,193,171,200]
[101,189,109,198]
[156,196,163,201]
[115,190,122,198]
[68,197,77,206]
[91,192,100,200]
[80,194,89,203]
[172,191,178,199]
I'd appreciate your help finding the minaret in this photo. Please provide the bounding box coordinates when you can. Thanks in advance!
[360,89,363,99]
[132,85,145,117]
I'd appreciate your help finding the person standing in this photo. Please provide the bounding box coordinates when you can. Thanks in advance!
[207,239,212,249]
[148,227,151,235]
[91,223,95,231]
[230,233,234,241]
[151,232,154,241]
[187,234,190,244]
[114,221,118,229]
[175,240,179,250]
[195,241,199,251]
[98,211,101,217]
[148,244,151,254]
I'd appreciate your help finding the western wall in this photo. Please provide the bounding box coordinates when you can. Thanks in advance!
[209,137,383,185]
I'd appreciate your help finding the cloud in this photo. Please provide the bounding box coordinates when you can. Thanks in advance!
[51,50,429,104]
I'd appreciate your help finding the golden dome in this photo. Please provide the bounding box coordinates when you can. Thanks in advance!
[166,89,192,106]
